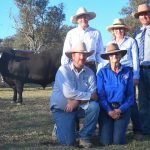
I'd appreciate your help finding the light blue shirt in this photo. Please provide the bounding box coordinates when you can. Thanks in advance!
[61,25,105,69]
[134,25,150,66]
[109,36,140,79]
[50,63,96,110]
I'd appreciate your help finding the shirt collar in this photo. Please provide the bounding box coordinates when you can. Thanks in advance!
[77,25,90,32]
[141,24,150,30]
[70,62,86,73]
[106,63,123,73]
[112,36,129,45]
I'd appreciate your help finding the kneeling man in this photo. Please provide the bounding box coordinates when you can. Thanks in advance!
[50,41,99,148]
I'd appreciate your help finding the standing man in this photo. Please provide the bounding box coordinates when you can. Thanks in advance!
[133,3,150,135]
[50,41,99,148]
[61,7,104,73]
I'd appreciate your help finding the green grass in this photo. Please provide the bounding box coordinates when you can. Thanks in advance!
[0,87,150,150]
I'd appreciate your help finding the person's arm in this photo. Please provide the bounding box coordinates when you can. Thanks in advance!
[131,39,140,84]
[96,31,108,71]
[96,69,112,113]
[61,32,72,65]
[119,70,134,112]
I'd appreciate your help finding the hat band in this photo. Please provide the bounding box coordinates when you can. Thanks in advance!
[113,23,125,25]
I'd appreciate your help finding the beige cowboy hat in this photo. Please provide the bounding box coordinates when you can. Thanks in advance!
[101,43,127,60]
[106,18,129,32]
[133,3,150,19]
[71,7,96,24]
[65,41,94,59]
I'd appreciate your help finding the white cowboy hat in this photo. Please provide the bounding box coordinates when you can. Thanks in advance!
[65,41,94,59]
[133,3,150,19]
[101,43,127,60]
[106,18,129,32]
[71,7,96,24]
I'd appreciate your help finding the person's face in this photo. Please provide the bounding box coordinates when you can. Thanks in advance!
[108,53,122,64]
[77,14,89,29]
[72,52,87,71]
[113,27,125,38]
[139,12,150,26]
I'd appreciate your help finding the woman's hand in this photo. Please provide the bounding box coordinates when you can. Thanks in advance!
[108,109,121,120]
[114,109,122,119]
[108,110,117,119]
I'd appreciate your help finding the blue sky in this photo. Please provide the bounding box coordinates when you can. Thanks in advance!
[0,0,129,45]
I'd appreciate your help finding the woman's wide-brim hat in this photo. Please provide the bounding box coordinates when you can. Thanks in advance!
[133,3,150,19]
[101,43,127,60]
[65,41,94,59]
[71,7,96,24]
[106,18,129,32]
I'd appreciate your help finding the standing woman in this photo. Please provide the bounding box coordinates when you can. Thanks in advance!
[106,18,143,140]
[97,43,134,145]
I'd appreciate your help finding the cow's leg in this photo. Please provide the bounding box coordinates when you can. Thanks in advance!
[11,88,17,103]
[16,82,24,105]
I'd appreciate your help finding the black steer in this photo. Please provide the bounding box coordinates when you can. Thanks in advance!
[0,48,60,104]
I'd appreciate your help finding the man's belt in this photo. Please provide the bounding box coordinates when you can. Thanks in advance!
[140,65,150,69]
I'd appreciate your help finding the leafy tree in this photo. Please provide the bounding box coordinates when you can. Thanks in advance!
[13,0,66,51]
[120,0,150,36]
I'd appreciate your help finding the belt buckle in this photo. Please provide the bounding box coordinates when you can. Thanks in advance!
[111,102,120,109]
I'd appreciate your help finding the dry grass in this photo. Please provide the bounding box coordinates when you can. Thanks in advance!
[0,86,150,150]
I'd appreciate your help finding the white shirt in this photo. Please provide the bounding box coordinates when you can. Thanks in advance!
[61,25,105,69]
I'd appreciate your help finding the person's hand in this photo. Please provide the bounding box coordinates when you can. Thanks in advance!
[133,79,139,86]
[114,109,122,119]
[108,110,117,119]
[108,109,121,120]
[90,91,98,101]
[65,100,79,112]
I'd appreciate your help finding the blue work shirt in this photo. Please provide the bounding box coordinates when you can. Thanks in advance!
[50,63,96,110]
[97,64,134,113]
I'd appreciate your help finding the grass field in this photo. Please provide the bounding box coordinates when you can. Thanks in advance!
[0,86,150,150]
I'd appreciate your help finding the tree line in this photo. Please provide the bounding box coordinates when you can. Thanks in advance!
[0,0,150,52]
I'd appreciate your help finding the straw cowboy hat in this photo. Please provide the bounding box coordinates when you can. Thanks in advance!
[65,41,94,59]
[101,43,127,60]
[71,7,96,24]
[106,18,129,32]
[133,3,150,19]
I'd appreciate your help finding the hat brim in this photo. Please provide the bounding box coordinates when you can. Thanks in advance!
[106,25,129,32]
[65,50,94,59]
[71,12,96,24]
[133,10,150,19]
[101,50,127,60]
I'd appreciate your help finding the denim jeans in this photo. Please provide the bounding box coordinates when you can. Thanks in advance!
[99,108,131,145]
[51,101,100,145]
[130,86,142,133]
[139,68,150,134]
[131,100,142,133]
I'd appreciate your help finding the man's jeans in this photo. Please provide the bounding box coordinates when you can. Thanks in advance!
[131,100,142,133]
[51,101,100,145]
[99,108,131,145]
[139,68,150,134]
